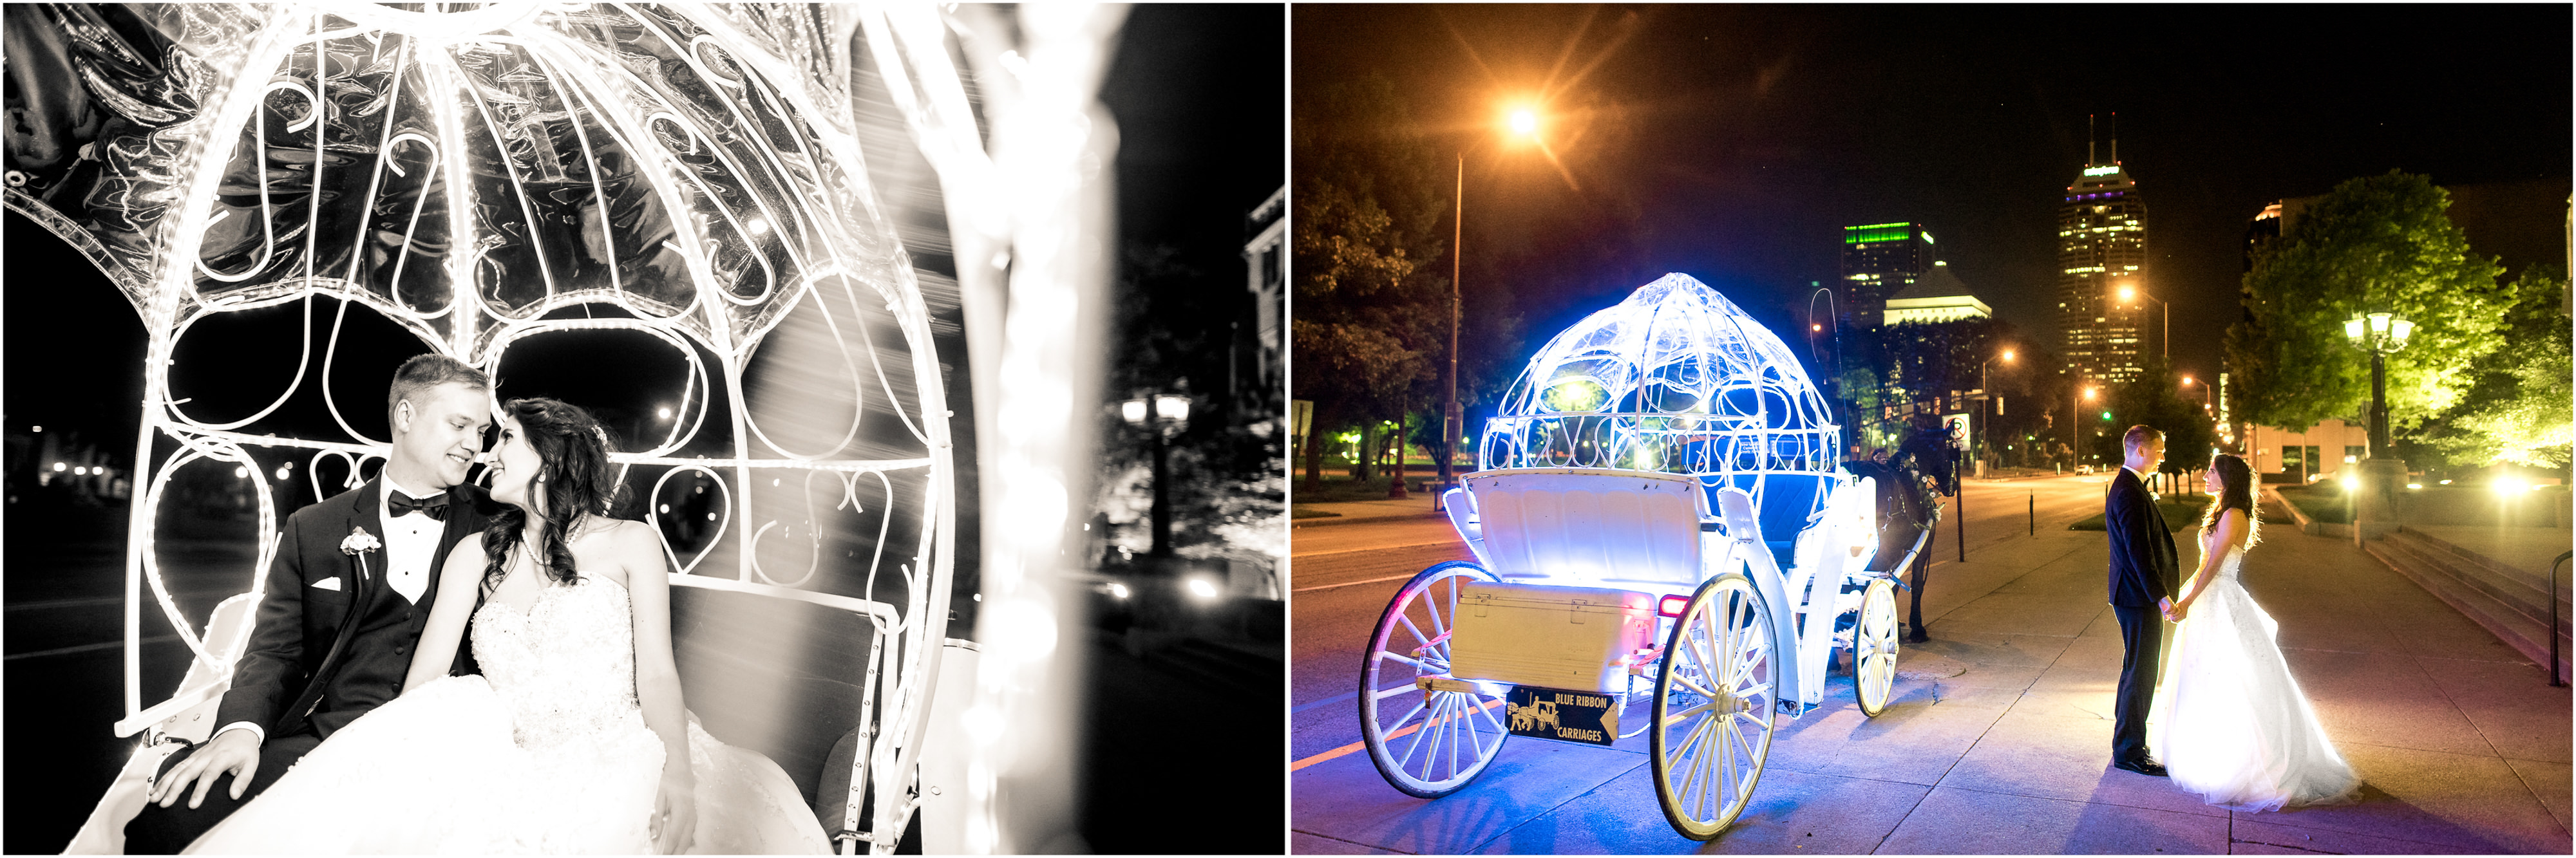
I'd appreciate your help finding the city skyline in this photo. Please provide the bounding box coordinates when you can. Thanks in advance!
[1291,4,2571,387]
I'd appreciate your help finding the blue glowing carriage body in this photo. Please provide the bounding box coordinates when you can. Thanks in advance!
[1358,274,1940,839]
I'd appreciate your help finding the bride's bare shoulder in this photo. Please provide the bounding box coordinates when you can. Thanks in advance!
[567,519,659,586]
[596,519,668,578]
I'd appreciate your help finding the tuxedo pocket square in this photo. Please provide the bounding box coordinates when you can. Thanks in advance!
[313,577,344,592]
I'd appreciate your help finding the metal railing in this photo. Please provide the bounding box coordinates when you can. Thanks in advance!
[2552,550,2570,687]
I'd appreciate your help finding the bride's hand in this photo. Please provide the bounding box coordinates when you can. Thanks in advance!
[650,767,697,853]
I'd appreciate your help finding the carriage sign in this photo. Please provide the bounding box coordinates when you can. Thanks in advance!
[1506,685,1620,746]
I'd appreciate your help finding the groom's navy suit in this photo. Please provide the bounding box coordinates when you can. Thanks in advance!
[2105,466,2180,764]
[126,478,493,853]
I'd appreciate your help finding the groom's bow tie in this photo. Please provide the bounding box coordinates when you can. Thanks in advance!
[390,490,451,521]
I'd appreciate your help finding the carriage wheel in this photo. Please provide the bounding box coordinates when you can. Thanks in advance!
[1651,570,1778,840]
[1854,577,1900,717]
[1359,561,1508,798]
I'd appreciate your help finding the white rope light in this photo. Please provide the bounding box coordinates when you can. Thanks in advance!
[28,5,964,850]
[1485,273,1844,527]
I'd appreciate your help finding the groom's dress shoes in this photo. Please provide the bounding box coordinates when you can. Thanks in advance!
[2114,756,2170,777]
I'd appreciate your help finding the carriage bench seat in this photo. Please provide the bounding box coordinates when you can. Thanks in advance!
[1702,472,1832,574]
[1461,469,1707,590]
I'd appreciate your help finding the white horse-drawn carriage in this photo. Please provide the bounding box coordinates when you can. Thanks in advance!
[1359,274,1940,838]
[20,3,1128,853]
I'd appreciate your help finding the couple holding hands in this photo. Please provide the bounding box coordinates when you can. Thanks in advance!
[2102,424,2362,812]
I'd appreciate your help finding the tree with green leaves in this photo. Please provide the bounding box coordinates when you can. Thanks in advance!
[2226,171,2512,436]
[2417,264,2572,472]
[1290,74,1449,490]
[2099,357,2218,478]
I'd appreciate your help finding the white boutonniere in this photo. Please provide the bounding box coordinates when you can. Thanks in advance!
[342,526,381,581]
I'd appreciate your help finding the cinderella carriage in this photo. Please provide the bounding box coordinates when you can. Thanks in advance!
[1357,274,1945,839]
[12,3,1124,853]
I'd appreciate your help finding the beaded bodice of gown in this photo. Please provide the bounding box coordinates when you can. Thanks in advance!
[471,574,652,751]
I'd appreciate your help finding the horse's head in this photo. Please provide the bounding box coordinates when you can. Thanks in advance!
[1893,424,1959,497]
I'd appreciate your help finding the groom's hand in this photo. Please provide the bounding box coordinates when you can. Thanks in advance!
[151,727,260,809]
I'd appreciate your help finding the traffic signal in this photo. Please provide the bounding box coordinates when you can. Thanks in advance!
[2100,410,2113,421]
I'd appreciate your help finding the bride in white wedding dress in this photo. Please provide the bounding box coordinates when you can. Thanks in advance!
[2149,454,2362,812]
[189,398,826,853]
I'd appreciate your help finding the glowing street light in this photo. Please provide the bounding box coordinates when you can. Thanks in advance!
[1123,391,1193,557]
[1441,97,1554,495]
[2113,279,2168,360]
[1976,348,2016,469]
[2181,375,2213,413]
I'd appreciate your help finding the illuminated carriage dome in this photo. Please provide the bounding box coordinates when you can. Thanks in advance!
[1481,273,1842,524]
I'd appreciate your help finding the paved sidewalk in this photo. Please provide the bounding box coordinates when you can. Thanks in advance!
[1293,522,2571,853]
[1292,496,1449,528]
[2404,525,2576,581]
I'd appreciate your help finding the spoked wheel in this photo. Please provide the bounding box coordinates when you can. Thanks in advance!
[1651,570,1779,840]
[1359,561,1508,797]
[1854,577,1900,716]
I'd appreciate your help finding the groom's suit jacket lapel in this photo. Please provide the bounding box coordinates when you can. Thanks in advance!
[252,477,491,739]
[2105,469,2182,608]
[270,478,386,739]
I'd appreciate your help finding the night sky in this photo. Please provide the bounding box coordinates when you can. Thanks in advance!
[1293,4,2572,384]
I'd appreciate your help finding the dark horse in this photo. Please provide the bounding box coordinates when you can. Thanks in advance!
[1839,422,1958,643]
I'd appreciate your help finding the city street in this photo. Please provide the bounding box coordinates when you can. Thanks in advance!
[1289,474,2571,854]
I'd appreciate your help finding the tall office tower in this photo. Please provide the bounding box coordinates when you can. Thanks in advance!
[2056,140,2149,383]
[1839,221,1934,328]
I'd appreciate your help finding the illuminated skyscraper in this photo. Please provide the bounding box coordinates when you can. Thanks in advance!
[2057,138,2149,382]
[1839,221,1933,328]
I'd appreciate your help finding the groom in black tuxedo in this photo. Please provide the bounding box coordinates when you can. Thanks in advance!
[126,355,498,853]
[2105,424,2179,777]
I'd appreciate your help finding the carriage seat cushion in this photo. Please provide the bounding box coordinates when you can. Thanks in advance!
[1703,472,1829,572]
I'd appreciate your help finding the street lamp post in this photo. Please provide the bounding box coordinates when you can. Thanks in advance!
[2181,376,2213,414]
[2075,384,2098,469]
[2342,311,2413,542]
[1438,106,1543,496]
[1123,393,1191,557]
[2115,282,2168,362]
[1979,348,2014,472]
[2343,312,2413,454]
[1442,153,1463,496]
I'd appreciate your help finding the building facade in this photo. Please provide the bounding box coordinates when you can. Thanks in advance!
[2242,419,2371,483]
[1881,261,1993,326]
[1839,221,1933,328]
[2057,158,2150,383]
[1240,185,1285,416]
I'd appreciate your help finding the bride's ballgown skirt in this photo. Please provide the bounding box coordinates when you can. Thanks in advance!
[2149,548,2362,812]
[187,577,828,853]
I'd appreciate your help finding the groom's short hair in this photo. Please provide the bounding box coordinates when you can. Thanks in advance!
[388,354,491,429]
[2121,425,2163,454]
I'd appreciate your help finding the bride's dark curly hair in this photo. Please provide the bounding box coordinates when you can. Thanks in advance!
[482,397,621,592]
[2201,452,2261,547]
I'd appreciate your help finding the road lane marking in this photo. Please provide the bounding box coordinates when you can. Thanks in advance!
[1291,572,1429,593]
[1291,696,1508,772]
[1291,539,1471,559]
